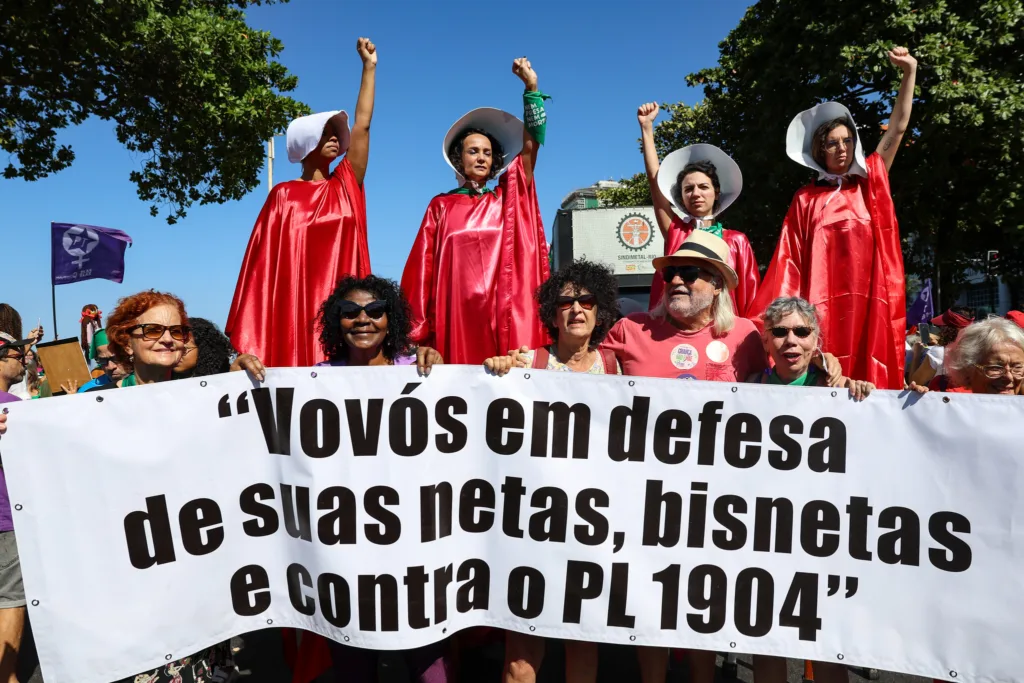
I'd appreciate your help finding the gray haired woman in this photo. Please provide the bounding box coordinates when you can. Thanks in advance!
[944,318,1024,395]
[748,296,873,399]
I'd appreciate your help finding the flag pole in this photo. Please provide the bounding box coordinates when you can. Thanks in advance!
[49,221,58,340]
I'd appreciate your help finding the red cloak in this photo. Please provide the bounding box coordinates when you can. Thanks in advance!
[748,152,906,389]
[401,156,550,365]
[226,157,371,367]
[648,218,760,316]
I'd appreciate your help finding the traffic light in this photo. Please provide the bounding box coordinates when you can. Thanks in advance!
[987,250,1000,275]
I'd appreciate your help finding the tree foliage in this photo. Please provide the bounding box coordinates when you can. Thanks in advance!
[600,0,1024,303]
[0,0,309,222]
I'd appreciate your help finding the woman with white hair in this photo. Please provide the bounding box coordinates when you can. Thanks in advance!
[228,38,377,367]
[944,318,1024,395]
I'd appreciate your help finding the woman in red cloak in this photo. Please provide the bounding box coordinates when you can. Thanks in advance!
[227,37,377,367]
[637,103,760,315]
[400,57,550,365]
[748,47,918,390]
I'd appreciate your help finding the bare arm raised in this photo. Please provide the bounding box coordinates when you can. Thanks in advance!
[347,37,377,185]
[514,57,541,183]
[875,47,917,172]
[638,103,675,237]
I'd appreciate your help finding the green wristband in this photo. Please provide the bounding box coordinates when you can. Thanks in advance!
[524,90,552,145]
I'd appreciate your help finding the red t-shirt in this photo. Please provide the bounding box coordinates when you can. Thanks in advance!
[600,313,767,382]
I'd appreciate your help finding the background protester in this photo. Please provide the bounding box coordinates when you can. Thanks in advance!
[401,57,550,365]
[637,102,759,314]
[750,47,918,390]
[944,318,1024,395]
[228,37,377,367]
[3,319,42,400]
[173,317,265,380]
[485,258,620,379]
[315,274,448,682]
[77,329,132,392]
[910,306,974,389]
[0,325,35,683]
[79,304,103,363]
[749,297,874,399]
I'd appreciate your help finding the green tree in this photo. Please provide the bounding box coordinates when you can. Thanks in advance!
[601,0,1024,306]
[0,0,309,223]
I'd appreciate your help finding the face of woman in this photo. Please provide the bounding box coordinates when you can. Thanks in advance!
[460,133,493,183]
[340,290,389,359]
[764,311,818,380]
[968,341,1024,395]
[128,304,184,370]
[314,121,342,161]
[823,124,855,175]
[174,336,199,375]
[554,284,597,343]
[680,171,717,217]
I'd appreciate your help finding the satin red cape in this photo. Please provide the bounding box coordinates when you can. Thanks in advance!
[748,152,906,389]
[648,218,761,316]
[226,157,371,367]
[401,156,550,365]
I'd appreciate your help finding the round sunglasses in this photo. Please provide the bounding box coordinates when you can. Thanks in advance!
[768,326,814,339]
[556,294,597,311]
[661,265,715,284]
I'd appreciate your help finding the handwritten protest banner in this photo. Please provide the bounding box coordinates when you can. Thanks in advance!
[3,367,1021,683]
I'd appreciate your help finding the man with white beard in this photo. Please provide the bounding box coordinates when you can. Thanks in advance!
[601,230,766,382]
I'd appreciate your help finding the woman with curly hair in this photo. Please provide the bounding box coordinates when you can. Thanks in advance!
[401,56,551,365]
[173,317,264,380]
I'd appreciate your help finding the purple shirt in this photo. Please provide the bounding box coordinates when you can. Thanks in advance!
[0,390,20,532]
[315,353,417,367]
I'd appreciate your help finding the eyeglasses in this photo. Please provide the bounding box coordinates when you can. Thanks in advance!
[556,295,597,311]
[662,265,713,284]
[769,326,815,339]
[95,355,117,366]
[1,351,25,364]
[975,363,1024,379]
[127,324,192,342]
[824,137,854,152]
[338,300,388,320]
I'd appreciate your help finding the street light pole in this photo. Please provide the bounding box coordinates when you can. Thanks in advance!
[266,138,275,194]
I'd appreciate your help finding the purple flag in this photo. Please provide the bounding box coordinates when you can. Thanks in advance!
[907,278,934,328]
[50,223,133,285]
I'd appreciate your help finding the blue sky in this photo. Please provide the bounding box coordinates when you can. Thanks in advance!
[1,0,750,340]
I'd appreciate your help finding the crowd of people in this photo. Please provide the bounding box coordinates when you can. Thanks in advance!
[0,36,1022,683]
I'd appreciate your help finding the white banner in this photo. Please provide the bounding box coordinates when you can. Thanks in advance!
[571,207,664,275]
[3,367,1023,683]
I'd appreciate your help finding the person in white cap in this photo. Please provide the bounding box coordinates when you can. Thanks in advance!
[401,57,551,366]
[749,47,918,392]
[227,37,378,367]
[636,103,760,316]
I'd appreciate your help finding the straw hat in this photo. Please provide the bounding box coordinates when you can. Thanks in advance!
[652,230,738,291]
[656,144,742,218]
[286,111,350,164]
[442,108,524,183]
[785,101,867,178]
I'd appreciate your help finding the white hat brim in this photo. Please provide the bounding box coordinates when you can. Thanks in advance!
[656,144,742,218]
[785,101,867,178]
[442,108,524,183]
[286,110,351,164]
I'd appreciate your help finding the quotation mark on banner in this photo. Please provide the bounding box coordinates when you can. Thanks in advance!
[826,574,859,598]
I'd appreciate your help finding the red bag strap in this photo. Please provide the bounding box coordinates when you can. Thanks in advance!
[600,348,617,374]
[531,346,550,369]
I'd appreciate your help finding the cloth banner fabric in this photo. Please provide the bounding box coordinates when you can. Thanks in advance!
[2,367,1021,683]
[50,222,132,285]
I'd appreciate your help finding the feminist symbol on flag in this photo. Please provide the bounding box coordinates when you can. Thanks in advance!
[62,226,100,269]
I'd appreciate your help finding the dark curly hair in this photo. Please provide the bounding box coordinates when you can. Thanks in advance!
[447,128,505,181]
[811,116,856,169]
[317,275,412,363]
[187,317,235,377]
[938,306,976,346]
[675,160,722,214]
[536,259,620,349]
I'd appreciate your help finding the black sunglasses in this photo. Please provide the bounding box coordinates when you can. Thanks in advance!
[556,294,597,311]
[769,326,814,339]
[661,265,713,284]
[128,324,192,342]
[95,355,117,366]
[337,300,388,320]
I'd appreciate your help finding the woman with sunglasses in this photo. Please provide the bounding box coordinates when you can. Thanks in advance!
[485,259,620,379]
[749,48,918,391]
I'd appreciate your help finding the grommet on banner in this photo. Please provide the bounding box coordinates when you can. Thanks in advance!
[949,671,957,678]
[13,504,21,511]
[165,654,173,661]
[524,373,531,380]
[311,371,318,378]
[731,386,738,393]
[831,391,838,397]
[628,381,635,387]
[729,642,736,649]
[343,636,350,642]
[266,619,273,625]
[529,626,536,632]
[629,635,636,642]
[30,600,38,606]
[942,396,950,404]
[96,396,104,403]
[1,407,8,414]
[442,628,447,634]
[200,381,207,387]
[836,654,845,661]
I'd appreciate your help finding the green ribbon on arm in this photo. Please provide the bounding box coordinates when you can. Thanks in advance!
[523,90,552,145]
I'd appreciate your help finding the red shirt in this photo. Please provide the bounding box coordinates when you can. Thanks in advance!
[601,313,766,382]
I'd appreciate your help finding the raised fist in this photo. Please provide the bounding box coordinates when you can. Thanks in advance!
[357,37,377,66]
[512,57,538,90]
[887,46,917,72]
[638,102,660,127]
